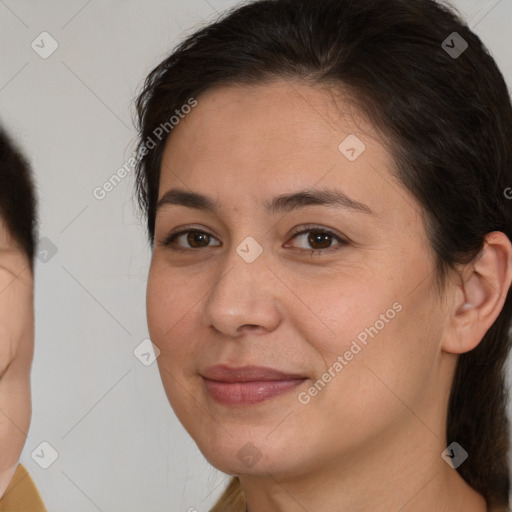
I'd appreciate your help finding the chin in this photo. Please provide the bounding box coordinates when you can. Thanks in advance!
[193,429,294,478]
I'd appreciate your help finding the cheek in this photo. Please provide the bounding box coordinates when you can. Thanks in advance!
[146,261,181,338]
[301,276,401,362]
[314,295,441,430]
[146,266,199,419]
[0,353,32,472]
[301,269,439,411]
[0,289,33,374]
[146,272,165,341]
[0,324,13,375]
[146,262,199,365]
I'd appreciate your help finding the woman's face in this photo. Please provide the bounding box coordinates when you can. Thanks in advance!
[0,219,33,482]
[147,80,454,478]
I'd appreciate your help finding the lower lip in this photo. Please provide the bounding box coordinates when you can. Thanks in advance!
[203,378,306,405]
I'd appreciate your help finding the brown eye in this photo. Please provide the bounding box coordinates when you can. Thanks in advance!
[306,231,335,250]
[161,230,221,250]
[185,231,211,248]
[286,226,348,256]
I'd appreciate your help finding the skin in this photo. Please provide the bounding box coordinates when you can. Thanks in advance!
[0,218,33,499]
[147,80,512,511]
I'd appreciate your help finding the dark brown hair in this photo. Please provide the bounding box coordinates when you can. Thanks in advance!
[134,0,512,509]
[0,126,38,268]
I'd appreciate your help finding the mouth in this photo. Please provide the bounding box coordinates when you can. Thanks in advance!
[201,365,308,405]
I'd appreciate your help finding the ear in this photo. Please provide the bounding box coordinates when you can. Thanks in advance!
[443,231,512,355]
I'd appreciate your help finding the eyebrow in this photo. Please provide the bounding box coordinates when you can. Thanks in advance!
[156,188,375,216]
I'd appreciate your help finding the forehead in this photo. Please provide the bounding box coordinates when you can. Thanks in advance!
[158,80,423,233]
[164,80,382,158]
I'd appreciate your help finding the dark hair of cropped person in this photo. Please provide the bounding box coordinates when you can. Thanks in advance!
[134,0,512,510]
[0,127,38,269]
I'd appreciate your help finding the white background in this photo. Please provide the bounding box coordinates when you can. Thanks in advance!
[0,0,511,510]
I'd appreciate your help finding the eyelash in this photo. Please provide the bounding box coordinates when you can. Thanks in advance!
[159,225,348,256]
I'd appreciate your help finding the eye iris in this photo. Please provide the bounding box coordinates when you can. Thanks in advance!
[308,232,332,249]
[188,231,210,248]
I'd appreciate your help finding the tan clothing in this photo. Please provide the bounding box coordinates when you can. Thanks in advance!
[0,464,46,511]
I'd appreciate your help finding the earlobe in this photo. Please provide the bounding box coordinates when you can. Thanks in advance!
[443,231,512,355]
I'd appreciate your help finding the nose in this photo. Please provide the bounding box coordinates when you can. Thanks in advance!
[201,243,282,338]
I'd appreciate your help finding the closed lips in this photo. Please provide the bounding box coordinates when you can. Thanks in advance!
[201,365,308,405]
[201,364,307,382]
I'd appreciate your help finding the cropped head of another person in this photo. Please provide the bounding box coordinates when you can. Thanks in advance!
[0,127,37,498]
[135,0,512,510]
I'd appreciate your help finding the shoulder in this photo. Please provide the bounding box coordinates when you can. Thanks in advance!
[0,464,47,511]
